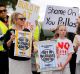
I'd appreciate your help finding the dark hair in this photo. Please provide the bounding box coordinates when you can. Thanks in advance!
[0,4,6,7]
[76,25,80,35]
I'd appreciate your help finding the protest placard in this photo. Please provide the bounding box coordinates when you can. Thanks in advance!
[16,0,39,31]
[34,40,58,72]
[43,5,79,33]
[14,30,32,58]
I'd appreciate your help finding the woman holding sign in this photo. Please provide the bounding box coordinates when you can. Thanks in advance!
[3,12,32,74]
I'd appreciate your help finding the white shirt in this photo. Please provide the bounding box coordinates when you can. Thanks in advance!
[56,38,74,67]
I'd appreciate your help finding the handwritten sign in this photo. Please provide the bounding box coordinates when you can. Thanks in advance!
[14,31,32,58]
[43,5,79,33]
[16,0,39,30]
[34,40,58,72]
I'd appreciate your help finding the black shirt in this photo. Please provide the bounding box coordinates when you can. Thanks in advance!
[67,32,75,42]
[3,28,31,61]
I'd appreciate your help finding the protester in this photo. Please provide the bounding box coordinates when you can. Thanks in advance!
[32,20,40,74]
[67,16,80,74]
[33,20,41,41]
[54,25,74,74]
[67,32,76,74]
[3,12,32,74]
[0,4,9,74]
[41,25,74,74]
[73,16,80,74]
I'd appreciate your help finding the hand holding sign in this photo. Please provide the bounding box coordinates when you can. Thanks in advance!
[10,34,15,42]
[34,41,58,72]
[58,63,65,71]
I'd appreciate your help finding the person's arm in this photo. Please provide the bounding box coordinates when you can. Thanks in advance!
[60,53,73,70]
[3,30,10,50]
[3,29,14,50]
[60,40,74,70]
[7,36,13,47]
[7,33,15,47]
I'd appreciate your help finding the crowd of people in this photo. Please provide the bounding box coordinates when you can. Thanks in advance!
[0,3,80,74]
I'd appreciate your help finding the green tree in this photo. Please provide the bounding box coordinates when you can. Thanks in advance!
[0,0,30,10]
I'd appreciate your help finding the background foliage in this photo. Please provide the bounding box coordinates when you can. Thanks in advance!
[0,0,30,10]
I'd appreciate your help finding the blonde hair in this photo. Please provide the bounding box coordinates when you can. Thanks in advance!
[11,12,23,24]
[56,24,66,30]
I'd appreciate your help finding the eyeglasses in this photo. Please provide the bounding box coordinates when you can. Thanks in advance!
[18,18,26,21]
[0,9,7,13]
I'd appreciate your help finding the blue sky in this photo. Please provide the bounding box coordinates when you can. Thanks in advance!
[31,0,80,21]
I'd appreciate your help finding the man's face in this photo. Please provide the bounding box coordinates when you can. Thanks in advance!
[0,6,7,18]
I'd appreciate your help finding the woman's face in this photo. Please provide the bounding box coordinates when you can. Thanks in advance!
[58,25,67,37]
[16,14,26,26]
[76,16,80,24]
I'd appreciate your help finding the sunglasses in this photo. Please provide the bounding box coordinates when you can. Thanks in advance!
[0,9,7,13]
[18,18,26,21]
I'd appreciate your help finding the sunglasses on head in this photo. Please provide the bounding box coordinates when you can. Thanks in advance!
[18,18,26,21]
[0,9,7,13]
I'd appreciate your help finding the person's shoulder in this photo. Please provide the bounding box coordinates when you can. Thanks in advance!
[67,32,75,35]
[65,38,72,43]
[8,28,14,32]
[6,28,15,34]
